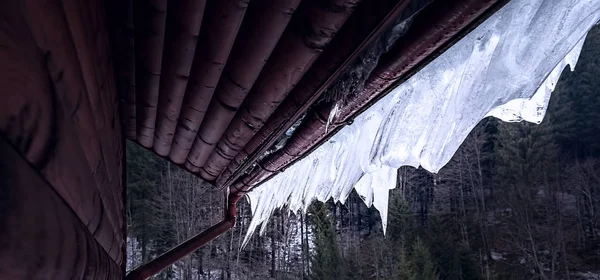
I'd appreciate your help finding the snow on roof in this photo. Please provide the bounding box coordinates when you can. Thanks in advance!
[243,0,600,245]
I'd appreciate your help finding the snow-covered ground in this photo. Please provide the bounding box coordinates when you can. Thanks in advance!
[573,272,600,280]
[126,237,142,273]
[244,0,600,243]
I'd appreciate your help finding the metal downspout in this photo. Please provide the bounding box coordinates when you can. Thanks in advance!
[125,187,245,280]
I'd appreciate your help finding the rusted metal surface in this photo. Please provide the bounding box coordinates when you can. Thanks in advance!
[198,0,362,180]
[235,0,507,188]
[216,0,414,188]
[181,0,299,170]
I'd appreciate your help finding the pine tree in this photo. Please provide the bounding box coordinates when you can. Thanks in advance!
[549,24,600,158]
[546,66,578,152]
[494,119,559,278]
[495,120,558,188]
[426,215,481,280]
[570,24,600,157]
[126,141,176,279]
[126,141,165,261]
[344,246,363,280]
[394,247,416,280]
[309,201,345,280]
[387,191,416,248]
[410,237,439,280]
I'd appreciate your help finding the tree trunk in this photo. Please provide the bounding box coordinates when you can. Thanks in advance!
[227,231,233,280]
[198,252,203,279]
[300,213,306,279]
[305,215,310,275]
[141,236,148,262]
[271,221,276,278]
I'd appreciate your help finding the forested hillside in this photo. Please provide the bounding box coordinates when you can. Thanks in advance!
[126,25,600,279]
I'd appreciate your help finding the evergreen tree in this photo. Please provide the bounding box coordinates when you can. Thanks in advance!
[426,216,481,280]
[410,237,439,280]
[309,202,345,280]
[495,120,558,189]
[569,25,600,157]
[126,141,165,261]
[549,24,600,158]
[546,65,578,151]
[494,119,559,278]
[387,191,416,249]
[344,247,362,280]
[126,141,176,279]
[394,248,416,280]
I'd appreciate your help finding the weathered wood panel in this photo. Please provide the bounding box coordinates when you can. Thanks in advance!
[135,0,168,147]
[62,0,126,263]
[109,0,137,140]
[0,139,122,279]
[0,1,55,168]
[0,0,125,270]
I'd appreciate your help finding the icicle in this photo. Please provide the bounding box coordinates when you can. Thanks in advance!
[485,37,587,124]
[242,0,600,244]
[325,103,340,133]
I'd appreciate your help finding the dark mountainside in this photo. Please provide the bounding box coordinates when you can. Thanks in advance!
[126,25,600,280]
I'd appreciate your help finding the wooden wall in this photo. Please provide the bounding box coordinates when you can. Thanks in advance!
[0,139,122,278]
[0,0,124,278]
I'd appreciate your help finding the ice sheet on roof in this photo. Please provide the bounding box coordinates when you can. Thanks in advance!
[242,0,600,246]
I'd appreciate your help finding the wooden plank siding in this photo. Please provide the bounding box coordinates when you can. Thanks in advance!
[0,0,125,275]
[0,138,121,279]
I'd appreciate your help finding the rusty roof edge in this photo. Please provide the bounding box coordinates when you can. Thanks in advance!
[238,0,511,191]
[218,0,416,189]
[200,0,363,181]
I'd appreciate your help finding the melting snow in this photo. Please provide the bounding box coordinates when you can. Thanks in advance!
[243,0,600,246]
